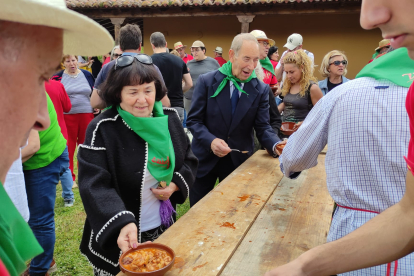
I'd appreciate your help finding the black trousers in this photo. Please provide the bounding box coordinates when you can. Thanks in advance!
[190,154,236,207]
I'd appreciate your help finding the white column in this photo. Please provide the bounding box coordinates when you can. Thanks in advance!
[110,18,126,44]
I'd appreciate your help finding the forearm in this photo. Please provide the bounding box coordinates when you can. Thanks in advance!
[90,89,106,109]
[183,83,192,93]
[161,95,171,107]
[296,197,414,275]
[78,62,89,67]
[21,130,39,163]
[275,66,283,82]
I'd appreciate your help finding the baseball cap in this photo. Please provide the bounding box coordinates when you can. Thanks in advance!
[214,47,223,54]
[284,33,303,51]
[250,30,275,47]
[191,40,205,48]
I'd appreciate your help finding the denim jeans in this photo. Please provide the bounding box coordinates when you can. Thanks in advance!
[24,146,71,274]
[60,147,74,200]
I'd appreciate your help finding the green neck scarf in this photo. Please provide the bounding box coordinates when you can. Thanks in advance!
[357,47,414,88]
[117,102,175,185]
[211,61,257,98]
[260,57,276,76]
[0,184,43,276]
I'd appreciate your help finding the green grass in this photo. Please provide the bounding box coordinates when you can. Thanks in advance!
[51,154,191,275]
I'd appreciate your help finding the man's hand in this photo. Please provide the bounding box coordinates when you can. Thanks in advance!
[211,138,231,157]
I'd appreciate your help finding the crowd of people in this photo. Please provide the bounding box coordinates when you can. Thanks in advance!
[3,0,414,276]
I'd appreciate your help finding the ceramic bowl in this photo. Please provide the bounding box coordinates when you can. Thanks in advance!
[280,122,299,136]
[119,243,175,276]
[276,143,286,154]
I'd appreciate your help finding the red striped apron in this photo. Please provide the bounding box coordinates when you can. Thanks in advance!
[336,204,398,276]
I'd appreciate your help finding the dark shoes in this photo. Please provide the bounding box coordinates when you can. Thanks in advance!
[22,259,56,276]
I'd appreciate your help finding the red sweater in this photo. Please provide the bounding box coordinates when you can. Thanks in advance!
[44,80,72,141]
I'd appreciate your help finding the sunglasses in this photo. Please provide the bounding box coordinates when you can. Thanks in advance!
[114,54,153,70]
[113,53,122,58]
[330,60,348,66]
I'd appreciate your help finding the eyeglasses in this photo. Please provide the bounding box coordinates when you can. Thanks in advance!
[113,53,122,58]
[114,54,153,70]
[191,48,201,53]
[330,60,348,66]
[259,41,270,47]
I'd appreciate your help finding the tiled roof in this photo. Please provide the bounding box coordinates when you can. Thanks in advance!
[66,0,359,9]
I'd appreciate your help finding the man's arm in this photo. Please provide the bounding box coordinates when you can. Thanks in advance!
[275,64,284,82]
[90,88,106,109]
[182,73,193,93]
[265,171,414,276]
[161,94,171,107]
[21,130,39,163]
[186,74,217,150]
[268,89,282,134]
[279,96,330,178]
[254,86,281,153]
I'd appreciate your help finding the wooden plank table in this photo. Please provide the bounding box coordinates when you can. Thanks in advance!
[117,151,333,276]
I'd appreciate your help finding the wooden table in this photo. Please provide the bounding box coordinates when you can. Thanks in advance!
[118,150,333,276]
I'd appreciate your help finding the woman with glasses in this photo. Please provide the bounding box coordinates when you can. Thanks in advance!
[319,50,350,95]
[78,54,198,276]
[278,50,323,133]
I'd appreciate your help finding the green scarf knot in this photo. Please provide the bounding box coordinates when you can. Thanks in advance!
[116,101,175,185]
[356,47,414,88]
[211,61,257,98]
[259,57,276,76]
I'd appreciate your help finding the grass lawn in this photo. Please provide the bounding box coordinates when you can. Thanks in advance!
[52,154,190,275]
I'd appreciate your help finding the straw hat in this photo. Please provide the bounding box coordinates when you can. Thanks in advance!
[375,39,391,52]
[174,42,186,50]
[1,0,114,56]
[191,41,205,48]
[250,30,275,47]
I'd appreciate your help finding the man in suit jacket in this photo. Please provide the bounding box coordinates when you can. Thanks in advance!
[187,33,282,206]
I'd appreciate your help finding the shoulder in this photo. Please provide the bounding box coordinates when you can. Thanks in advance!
[80,69,94,78]
[207,57,219,64]
[87,108,119,133]
[343,76,351,82]
[51,70,64,81]
[318,78,328,88]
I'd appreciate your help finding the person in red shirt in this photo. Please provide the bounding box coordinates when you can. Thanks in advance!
[213,47,227,67]
[44,80,75,206]
[250,30,278,87]
[174,41,194,64]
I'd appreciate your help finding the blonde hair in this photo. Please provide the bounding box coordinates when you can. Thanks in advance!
[170,49,180,57]
[281,49,317,97]
[319,50,348,78]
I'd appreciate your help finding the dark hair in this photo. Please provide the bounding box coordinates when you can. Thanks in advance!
[119,24,142,51]
[100,60,167,106]
[200,47,206,54]
[268,46,279,59]
[150,32,167,48]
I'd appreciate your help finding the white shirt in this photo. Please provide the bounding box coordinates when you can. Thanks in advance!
[276,49,314,88]
[280,78,413,275]
[140,167,161,232]
[229,82,244,98]
[4,150,30,222]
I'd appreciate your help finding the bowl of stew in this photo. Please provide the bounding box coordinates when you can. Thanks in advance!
[280,122,299,136]
[119,243,175,276]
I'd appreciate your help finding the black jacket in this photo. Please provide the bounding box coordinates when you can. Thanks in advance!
[78,107,198,275]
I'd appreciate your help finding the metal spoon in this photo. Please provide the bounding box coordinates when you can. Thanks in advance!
[231,149,249,154]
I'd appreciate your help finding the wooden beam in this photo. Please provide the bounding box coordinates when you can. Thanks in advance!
[72,4,361,19]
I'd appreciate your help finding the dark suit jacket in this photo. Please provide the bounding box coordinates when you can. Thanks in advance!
[187,70,281,178]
